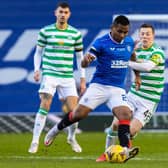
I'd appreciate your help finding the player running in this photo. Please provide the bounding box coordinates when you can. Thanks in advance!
[44,15,140,162]
[97,23,165,162]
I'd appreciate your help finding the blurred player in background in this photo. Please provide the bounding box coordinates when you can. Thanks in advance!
[44,15,140,162]
[104,23,165,151]
[28,2,86,154]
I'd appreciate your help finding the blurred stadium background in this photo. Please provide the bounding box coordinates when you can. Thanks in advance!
[0,0,168,132]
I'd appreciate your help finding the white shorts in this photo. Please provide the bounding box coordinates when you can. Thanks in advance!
[79,83,132,110]
[39,76,78,99]
[127,92,158,126]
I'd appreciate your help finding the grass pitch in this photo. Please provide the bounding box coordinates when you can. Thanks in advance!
[0,132,168,168]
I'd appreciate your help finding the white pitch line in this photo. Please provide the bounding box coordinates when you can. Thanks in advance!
[0,156,168,161]
[0,156,95,160]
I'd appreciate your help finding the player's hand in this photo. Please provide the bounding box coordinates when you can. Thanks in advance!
[34,70,40,82]
[130,52,136,61]
[135,75,141,90]
[81,53,95,67]
[86,53,95,62]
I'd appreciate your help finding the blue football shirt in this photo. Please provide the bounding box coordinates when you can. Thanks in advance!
[89,33,134,88]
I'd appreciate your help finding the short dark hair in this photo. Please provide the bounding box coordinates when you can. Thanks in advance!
[113,15,130,26]
[56,1,70,9]
[140,23,155,33]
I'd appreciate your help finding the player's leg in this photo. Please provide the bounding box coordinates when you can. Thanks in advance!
[105,96,135,150]
[114,106,140,162]
[44,104,91,146]
[111,88,139,161]
[58,79,82,152]
[121,96,157,162]
[28,93,53,153]
[128,92,156,138]
[96,118,118,163]
[60,99,75,140]
[130,109,153,138]
[105,116,141,152]
[130,118,143,138]
[28,76,56,153]
[108,89,132,148]
[64,105,78,143]
[113,105,139,161]
[97,88,139,162]
[44,83,107,147]
[105,118,142,151]
[97,105,136,163]
[65,96,82,153]
[105,117,118,149]
[113,107,131,147]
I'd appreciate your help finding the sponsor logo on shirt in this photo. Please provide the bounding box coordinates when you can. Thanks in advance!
[111,60,128,68]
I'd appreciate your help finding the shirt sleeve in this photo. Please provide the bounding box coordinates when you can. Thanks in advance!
[128,60,156,72]
[88,38,101,57]
[74,31,83,52]
[76,50,86,78]
[34,46,43,71]
[37,28,47,47]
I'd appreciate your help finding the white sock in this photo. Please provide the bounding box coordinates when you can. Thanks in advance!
[105,135,117,149]
[67,122,78,141]
[32,113,47,143]
[105,128,118,150]
[49,123,60,134]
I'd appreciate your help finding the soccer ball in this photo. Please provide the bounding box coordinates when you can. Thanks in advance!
[104,145,126,163]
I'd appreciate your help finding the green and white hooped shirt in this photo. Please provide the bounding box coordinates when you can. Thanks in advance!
[37,23,83,78]
[130,43,165,103]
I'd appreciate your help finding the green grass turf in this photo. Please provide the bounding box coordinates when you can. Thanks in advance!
[0,132,168,168]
